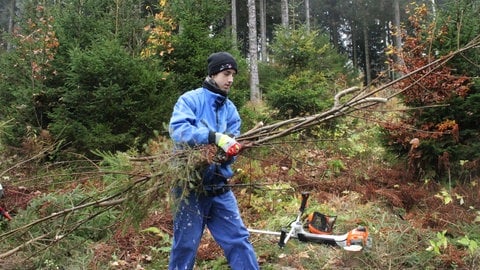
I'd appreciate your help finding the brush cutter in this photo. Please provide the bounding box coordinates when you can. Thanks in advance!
[248,192,372,252]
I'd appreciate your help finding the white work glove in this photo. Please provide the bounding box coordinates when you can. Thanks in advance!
[215,133,242,158]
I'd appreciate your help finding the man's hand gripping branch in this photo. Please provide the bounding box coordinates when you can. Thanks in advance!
[214,133,242,158]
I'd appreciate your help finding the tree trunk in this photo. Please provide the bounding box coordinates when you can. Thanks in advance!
[6,0,16,51]
[430,0,437,18]
[231,0,238,48]
[329,11,339,47]
[392,0,404,76]
[259,0,267,61]
[281,0,288,27]
[247,0,260,102]
[350,0,358,70]
[352,29,358,70]
[393,0,402,51]
[305,0,310,32]
[362,17,371,85]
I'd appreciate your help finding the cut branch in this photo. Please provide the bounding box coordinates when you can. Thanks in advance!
[238,35,480,147]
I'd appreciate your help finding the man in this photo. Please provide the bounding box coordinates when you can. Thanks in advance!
[168,52,259,270]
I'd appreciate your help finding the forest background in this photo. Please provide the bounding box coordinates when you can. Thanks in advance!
[0,0,480,269]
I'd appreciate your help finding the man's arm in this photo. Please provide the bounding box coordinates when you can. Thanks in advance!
[169,95,210,146]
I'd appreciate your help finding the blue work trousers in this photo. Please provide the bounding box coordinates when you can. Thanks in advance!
[168,190,259,270]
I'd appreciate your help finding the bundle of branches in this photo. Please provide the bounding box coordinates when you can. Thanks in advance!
[0,148,199,267]
[238,86,386,146]
[239,34,480,148]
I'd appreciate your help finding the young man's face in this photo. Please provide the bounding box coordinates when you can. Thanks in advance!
[211,69,236,92]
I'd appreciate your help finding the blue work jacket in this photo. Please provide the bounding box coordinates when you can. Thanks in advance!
[169,87,241,187]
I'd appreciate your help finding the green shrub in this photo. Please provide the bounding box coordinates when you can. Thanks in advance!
[266,70,333,119]
[47,39,173,154]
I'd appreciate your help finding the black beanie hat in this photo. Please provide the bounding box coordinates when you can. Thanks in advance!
[207,52,238,75]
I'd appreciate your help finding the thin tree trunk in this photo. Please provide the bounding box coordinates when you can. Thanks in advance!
[352,30,358,70]
[259,0,267,61]
[393,0,402,51]
[329,12,339,47]
[231,0,238,48]
[393,0,404,73]
[247,0,260,102]
[391,0,405,81]
[281,0,288,27]
[351,1,358,70]
[430,0,437,18]
[363,18,371,85]
[6,0,16,51]
[305,0,310,32]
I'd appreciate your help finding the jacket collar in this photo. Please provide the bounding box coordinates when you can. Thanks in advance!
[202,77,227,106]
[203,76,227,97]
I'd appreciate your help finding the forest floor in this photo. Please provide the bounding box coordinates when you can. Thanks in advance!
[1,148,479,269]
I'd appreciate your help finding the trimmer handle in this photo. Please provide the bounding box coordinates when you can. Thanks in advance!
[278,229,287,248]
[299,192,310,213]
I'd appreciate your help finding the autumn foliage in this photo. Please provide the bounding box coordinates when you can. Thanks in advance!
[141,0,175,58]
[12,5,59,84]
[383,3,476,181]
[399,4,471,105]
